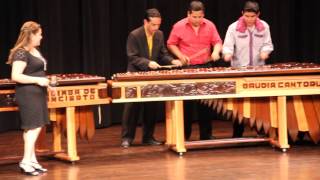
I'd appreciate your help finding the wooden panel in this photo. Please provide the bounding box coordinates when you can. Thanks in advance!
[212,99,218,110]
[58,108,67,136]
[255,97,271,133]
[51,109,61,152]
[47,83,110,108]
[207,99,214,108]
[79,106,87,139]
[216,99,224,115]
[86,106,95,140]
[36,127,47,152]
[312,96,320,127]
[269,97,278,128]
[225,99,234,120]
[226,98,234,111]
[286,96,299,142]
[243,98,251,119]
[293,96,309,131]
[0,107,18,111]
[222,99,228,117]
[75,107,80,133]
[249,98,257,129]
[111,75,320,103]
[233,98,244,123]
[301,96,320,143]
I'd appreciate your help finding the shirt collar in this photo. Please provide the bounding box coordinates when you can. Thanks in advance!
[184,18,207,27]
[236,16,265,33]
[144,26,154,38]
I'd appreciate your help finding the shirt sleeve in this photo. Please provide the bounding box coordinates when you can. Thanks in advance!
[211,24,222,45]
[12,49,28,63]
[261,25,274,53]
[167,25,180,46]
[222,25,235,55]
[158,32,173,65]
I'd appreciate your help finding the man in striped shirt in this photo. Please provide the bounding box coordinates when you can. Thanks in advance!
[223,0,274,67]
[223,1,274,137]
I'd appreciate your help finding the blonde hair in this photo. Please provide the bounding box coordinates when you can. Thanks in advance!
[6,21,41,65]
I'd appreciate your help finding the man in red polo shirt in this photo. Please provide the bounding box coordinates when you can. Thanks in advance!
[167,0,222,140]
[167,1,222,66]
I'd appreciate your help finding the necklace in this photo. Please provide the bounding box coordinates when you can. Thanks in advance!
[29,48,47,71]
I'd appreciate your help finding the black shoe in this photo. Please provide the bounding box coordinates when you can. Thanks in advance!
[142,138,163,146]
[19,162,40,176]
[121,139,132,148]
[200,135,216,140]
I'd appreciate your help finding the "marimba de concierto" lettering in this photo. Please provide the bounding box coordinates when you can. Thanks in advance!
[48,88,96,102]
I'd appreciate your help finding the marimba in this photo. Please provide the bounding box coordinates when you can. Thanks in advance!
[108,62,320,154]
[0,74,110,162]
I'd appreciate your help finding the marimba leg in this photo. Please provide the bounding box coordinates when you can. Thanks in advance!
[54,107,80,162]
[277,96,290,151]
[165,101,173,145]
[66,107,80,161]
[170,100,186,154]
[51,109,62,153]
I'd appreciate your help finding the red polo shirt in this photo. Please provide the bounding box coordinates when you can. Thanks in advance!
[167,18,222,65]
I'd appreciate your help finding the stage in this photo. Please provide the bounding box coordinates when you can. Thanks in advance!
[0,120,320,179]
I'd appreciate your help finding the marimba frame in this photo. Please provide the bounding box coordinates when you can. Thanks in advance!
[109,74,320,154]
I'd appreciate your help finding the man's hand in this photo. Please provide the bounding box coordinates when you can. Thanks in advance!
[178,55,190,65]
[223,54,233,62]
[260,52,269,61]
[171,59,183,66]
[210,51,220,61]
[148,61,161,69]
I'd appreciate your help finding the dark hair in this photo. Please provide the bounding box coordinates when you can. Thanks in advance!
[243,1,260,13]
[188,1,205,13]
[144,8,161,22]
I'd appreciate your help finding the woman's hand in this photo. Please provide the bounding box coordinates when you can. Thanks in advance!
[36,77,50,87]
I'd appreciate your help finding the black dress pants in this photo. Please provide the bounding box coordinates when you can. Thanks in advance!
[121,102,159,141]
[184,100,213,140]
[182,62,215,140]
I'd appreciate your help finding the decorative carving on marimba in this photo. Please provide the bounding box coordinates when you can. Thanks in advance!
[140,81,236,98]
[125,87,137,98]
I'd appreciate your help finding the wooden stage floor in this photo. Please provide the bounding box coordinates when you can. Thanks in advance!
[1,120,320,180]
